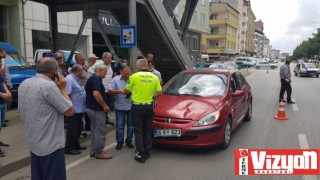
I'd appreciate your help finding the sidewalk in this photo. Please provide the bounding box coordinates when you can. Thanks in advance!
[0,109,116,177]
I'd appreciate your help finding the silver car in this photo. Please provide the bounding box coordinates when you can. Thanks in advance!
[255,61,277,69]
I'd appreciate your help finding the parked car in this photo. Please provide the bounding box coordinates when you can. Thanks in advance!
[0,42,36,108]
[152,69,252,149]
[255,60,277,69]
[209,61,238,69]
[235,57,255,67]
[33,49,79,65]
[294,61,320,77]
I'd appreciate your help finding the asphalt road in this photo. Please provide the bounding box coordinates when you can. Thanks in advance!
[2,63,320,180]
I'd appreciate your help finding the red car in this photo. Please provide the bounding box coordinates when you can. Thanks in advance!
[152,69,252,148]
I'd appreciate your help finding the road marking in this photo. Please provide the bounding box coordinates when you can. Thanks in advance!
[291,98,299,111]
[66,142,116,171]
[298,134,317,180]
[298,134,309,149]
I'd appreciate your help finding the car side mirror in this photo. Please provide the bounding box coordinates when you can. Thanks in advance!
[234,90,245,97]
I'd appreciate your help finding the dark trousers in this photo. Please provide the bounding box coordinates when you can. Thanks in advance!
[65,113,83,151]
[279,79,292,101]
[31,148,66,180]
[84,113,91,131]
[131,104,154,156]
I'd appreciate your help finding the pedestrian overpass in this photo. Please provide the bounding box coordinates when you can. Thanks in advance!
[31,0,198,82]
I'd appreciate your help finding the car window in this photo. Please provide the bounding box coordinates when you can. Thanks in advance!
[5,54,30,67]
[234,72,245,89]
[164,73,228,97]
[230,76,237,93]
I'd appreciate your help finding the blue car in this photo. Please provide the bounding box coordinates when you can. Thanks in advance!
[0,42,36,107]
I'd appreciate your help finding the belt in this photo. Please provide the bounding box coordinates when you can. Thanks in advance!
[133,102,152,105]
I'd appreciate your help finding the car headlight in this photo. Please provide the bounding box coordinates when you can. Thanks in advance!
[301,68,307,72]
[193,111,220,127]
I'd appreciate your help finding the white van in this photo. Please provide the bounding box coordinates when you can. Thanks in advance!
[235,57,255,67]
[34,49,80,65]
[201,54,209,62]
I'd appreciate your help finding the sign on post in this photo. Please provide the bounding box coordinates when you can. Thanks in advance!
[120,25,137,47]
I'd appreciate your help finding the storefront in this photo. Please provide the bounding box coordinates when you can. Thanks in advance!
[92,10,128,59]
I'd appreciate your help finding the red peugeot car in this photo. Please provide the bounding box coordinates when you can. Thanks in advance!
[152,69,252,148]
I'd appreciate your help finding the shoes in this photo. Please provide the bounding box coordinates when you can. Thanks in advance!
[0,149,5,157]
[116,144,123,150]
[65,150,81,155]
[287,101,295,104]
[2,124,7,127]
[135,154,146,163]
[144,152,151,160]
[90,153,95,157]
[5,120,9,123]
[0,141,9,147]
[81,132,88,137]
[279,99,286,102]
[95,152,112,159]
[126,143,134,149]
[76,146,87,150]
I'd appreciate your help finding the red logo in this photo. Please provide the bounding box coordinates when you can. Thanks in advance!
[235,149,320,175]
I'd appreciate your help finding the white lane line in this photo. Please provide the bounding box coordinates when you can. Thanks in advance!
[291,98,299,111]
[298,134,317,180]
[298,134,309,149]
[66,142,117,171]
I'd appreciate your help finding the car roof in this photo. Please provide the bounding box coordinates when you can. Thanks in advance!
[182,68,237,74]
[0,42,18,53]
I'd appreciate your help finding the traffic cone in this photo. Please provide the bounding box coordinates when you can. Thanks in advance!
[274,99,288,120]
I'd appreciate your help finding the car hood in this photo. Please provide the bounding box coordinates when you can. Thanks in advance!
[9,69,36,84]
[154,94,225,121]
[306,68,319,71]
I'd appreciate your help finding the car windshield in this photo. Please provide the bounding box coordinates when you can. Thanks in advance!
[5,53,31,67]
[163,73,228,97]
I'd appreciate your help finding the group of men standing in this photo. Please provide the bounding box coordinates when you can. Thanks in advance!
[18,51,162,179]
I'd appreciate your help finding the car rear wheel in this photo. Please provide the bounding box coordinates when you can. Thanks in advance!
[244,101,252,121]
[220,117,232,149]
[294,72,297,76]
[256,66,260,69]
[316,75,319,78]
[271,66,275,69]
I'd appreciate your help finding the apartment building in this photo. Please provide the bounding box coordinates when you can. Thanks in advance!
[253,19,264,58]
[246,6,256,55]
[203,2,239,60]
[174,0,210,61]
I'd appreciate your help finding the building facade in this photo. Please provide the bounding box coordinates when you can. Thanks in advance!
[253,20,264,58]
[0,0,92,62]
[202,2,238,60]
[174,0,210,61]
[246,6,256,55]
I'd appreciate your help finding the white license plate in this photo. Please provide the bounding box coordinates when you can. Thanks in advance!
[153,129,182,137]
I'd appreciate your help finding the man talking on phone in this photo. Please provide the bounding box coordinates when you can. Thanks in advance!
[18,57,74,180]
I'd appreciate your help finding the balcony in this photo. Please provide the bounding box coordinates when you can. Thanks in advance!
[209,18,237,29]
[206,34,227,39]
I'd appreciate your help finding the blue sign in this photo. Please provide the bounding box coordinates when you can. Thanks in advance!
[120,25,137,47]
[226,49,232,54]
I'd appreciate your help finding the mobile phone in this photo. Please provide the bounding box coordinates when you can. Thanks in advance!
[54,70,59,80]
[125,92,132,99]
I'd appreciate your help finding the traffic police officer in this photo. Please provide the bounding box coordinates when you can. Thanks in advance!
[123,59,162,163]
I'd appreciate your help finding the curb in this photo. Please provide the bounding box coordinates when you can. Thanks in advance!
[0,125,116,177]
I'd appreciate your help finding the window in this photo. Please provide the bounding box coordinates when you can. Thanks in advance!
[211,27,219,34]
[193,11,197,22]
[234,72,245,89]
[210,14,218,20]
[201,13,205,26]
[209,40,219,48]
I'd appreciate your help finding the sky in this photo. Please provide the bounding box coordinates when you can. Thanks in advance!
[251,0,320,55]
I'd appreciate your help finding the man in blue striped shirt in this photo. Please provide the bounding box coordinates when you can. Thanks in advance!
[65,64,87,155]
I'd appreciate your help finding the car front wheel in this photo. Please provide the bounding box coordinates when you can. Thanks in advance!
[244,101,252,121]
[220,117,232,149]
